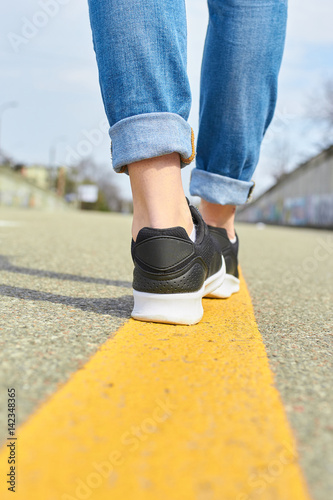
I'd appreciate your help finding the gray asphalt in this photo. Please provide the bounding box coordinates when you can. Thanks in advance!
[0,208,332,500]
[239,223,333,500]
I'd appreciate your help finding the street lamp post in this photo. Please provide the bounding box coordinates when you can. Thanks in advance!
[49,135,67,190]
[0,101,18,160]
[49,135,67,167]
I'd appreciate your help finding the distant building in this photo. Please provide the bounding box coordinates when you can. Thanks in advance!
[0,164,69,210]
[23,164,51,190]
[237,145,333,228]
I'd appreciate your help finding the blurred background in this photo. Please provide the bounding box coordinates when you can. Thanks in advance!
[1,0,333,227]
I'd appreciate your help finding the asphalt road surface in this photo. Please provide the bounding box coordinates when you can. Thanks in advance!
[0,208,332,500]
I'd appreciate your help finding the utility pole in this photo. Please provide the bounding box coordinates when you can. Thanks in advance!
[48,135,66,189]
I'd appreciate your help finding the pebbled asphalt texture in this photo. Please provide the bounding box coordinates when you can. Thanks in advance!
[0,208,332,500]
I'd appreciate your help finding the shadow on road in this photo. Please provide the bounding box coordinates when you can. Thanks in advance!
[0,284,133,318]
[0,255,133,318]
[0,255,131,289]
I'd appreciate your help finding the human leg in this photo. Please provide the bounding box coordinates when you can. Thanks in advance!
[190,0,288,296]
[87,0,224,323]
[199,200,236,240]
[128,153,193,242]
[190,0,288,233]
[87,0,195,236]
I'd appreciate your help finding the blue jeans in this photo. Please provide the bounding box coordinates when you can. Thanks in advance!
[88,0,287,205]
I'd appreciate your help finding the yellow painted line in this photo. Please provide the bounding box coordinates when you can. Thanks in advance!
[0,272,311,500]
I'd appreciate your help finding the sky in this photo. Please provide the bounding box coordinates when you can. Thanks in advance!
[1,0,333,200]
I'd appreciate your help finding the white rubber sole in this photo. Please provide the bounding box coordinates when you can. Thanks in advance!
[131,258,226,325]
[206,273,240,299]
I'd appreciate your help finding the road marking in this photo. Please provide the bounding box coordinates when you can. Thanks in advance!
[0,272,311,500]
[0,220,21,227]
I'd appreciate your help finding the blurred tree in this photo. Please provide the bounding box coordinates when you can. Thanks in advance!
[68,157,126,212]
[12,163,25,172]
[64,173,77,195]
[95,190,110,212]
[269,135,294,182]
[0,151,14,168]
[308,77,333,147]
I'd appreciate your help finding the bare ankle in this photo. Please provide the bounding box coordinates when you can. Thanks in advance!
[128,153,193,241]
[199,199,236,240]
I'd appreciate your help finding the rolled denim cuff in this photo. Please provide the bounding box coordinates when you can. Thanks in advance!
[190,168,255,205]
[109,112,195,174]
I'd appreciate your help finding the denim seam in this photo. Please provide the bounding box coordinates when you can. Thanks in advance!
[181,128,196,165]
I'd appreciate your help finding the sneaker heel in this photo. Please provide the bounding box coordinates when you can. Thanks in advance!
[131,289,204,325]
[207,274,240,298]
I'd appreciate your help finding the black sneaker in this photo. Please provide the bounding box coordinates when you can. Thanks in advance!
[131,204,225,325]
[206,226,240,298]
